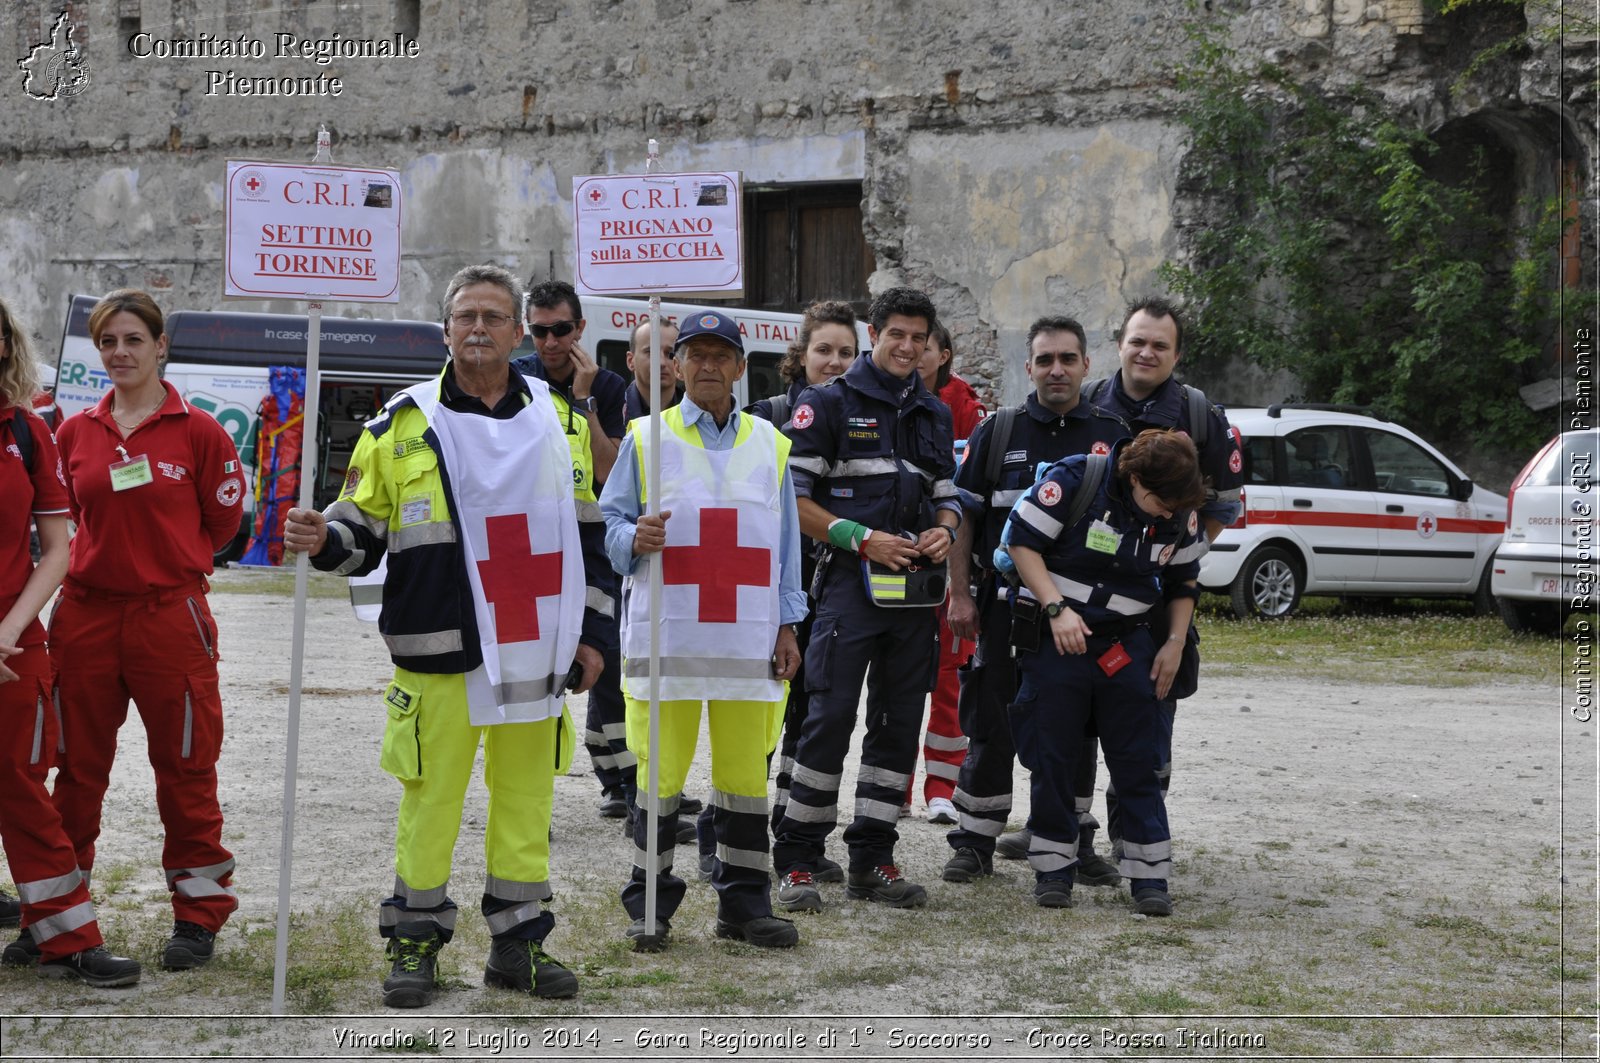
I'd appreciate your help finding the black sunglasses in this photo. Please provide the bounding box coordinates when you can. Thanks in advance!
[529,320,577,339]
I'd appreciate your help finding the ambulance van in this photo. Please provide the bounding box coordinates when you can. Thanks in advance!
[53,293,834,561]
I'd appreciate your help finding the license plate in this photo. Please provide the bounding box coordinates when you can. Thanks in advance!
[1541,577,1588,595]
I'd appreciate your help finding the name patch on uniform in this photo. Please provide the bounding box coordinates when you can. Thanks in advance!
[393,437,430,458]
[831,487,855,498]
[400,495,431,526]
[846,431,878,442]
[1004,450,1028,464]
[847,417,878,429]
[384,684,413,712]
[157,461,188,481]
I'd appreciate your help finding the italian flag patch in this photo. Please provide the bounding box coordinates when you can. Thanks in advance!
[223,460,239,473]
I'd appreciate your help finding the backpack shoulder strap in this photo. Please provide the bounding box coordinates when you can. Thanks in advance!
[1064,452,1109,531]
[768,392,791,426]
[11,407,33,473]
[1182,384,1209,449]
[982,405,1020,488]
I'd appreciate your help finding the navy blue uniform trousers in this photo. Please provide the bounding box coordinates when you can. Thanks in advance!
[772,565,938,873]
[1010,626,1171,882]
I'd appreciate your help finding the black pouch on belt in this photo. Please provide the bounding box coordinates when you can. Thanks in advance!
[1009,596,1041,653]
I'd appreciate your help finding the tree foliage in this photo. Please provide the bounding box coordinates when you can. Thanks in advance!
[1158,18,1559,451]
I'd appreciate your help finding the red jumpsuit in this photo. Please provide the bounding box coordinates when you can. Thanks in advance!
[914,375,987,806]
[0,407,105,960]
[51,383,243,933]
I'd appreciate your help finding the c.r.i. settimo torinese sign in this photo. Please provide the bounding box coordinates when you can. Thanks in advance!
[129,31,422,98]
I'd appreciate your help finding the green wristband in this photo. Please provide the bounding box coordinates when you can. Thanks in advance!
[827,519,864,550]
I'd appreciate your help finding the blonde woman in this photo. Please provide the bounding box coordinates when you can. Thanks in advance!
[0,297,139,986]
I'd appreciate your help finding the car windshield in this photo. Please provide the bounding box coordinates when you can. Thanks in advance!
[1526,431,1600,488]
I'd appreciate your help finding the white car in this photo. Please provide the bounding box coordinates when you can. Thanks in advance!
[1198,406,1507,619]
[1491,429,1598,634]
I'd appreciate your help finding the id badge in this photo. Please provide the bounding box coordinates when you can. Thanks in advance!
[109,454,154,492]
[1097,642,1132,677]
[1085,519,1121,554]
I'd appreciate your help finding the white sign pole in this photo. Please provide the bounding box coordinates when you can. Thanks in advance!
[271,126,332,1016]
[644,137,663,938]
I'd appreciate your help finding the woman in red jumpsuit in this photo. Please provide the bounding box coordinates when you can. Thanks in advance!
[50,289,244,971]
[0,298,140,986]
[911,323,986,822]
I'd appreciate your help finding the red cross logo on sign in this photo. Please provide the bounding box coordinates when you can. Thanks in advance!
[587,186,605,205]
[662,508,771,624]
[1416,513,1437,539]
[245,176,262,193]
[477,513,564,643]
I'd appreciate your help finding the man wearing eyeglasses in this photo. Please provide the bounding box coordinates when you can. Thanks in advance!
[285,265,599,1007]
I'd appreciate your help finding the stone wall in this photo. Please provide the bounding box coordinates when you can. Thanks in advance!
[3,0,1589,423]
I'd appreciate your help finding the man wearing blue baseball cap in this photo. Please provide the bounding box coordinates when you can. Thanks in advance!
[600,310,808,950]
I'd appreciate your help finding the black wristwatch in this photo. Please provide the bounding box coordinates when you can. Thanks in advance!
[1044,598,1070,618]
[578,395,598,414]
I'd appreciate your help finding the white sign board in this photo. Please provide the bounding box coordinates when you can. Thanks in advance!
[224,161,402,303]
[572,171,743,297]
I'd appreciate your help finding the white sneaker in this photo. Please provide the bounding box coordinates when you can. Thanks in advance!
[926,797,958,825]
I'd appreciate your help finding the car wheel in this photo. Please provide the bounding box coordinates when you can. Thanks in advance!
[1229,545,1303,620]
[1472,562,1497,616]
[1497,598,1562,635]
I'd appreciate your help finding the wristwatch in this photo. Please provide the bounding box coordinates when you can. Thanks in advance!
[1044,598,1070,618]
[577,395,598,414]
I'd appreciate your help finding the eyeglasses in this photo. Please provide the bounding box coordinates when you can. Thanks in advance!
[448,310,514,328]
[529,320,578,339]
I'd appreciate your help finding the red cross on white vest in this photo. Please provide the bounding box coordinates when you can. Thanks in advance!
[477,513,563,643]
[662,508,771,624]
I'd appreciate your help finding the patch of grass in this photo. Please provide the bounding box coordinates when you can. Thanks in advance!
[1412,913,1493,934]
[209,569,350,599]
[1196,595,1560,685]
[1293,897,1330,908]
[1121,987,1200,1013]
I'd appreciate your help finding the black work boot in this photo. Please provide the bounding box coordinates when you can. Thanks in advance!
[37,946,141,988]
[382,931,441,1008]
[0,890,20,928]
[2,929,40,967]
[941,847,994,883]
[1076,828,1122,887]
[484,935,578,999]
[161,921,216,970]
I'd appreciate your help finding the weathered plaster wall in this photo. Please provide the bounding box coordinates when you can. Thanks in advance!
[1,0,1589,418]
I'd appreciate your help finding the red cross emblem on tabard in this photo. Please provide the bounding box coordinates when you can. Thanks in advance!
[662,508,771,624]
[477,513,563,644]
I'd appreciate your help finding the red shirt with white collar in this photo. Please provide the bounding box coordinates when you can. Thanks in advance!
[1,405,70,645]
[56,381,244,596]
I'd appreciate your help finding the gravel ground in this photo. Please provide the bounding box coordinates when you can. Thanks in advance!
[0,569,1591,1061]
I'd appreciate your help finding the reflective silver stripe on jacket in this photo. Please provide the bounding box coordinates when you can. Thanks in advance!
[789,455,830,477]
[384,629,465,657]
[1011,498,1063,539]
[1169,540,1210,565]
[326,499,386,538]
[325,520,367,576]
[829,457,899,478]
[390,521,458,552]
[991,488,1027,507]
[932,477,958,500]
[1049,573,1148,616]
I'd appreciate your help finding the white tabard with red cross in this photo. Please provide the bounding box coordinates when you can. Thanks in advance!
[419,375,585,726]
[622,421,783,703]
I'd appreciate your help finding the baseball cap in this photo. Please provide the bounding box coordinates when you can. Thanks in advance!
[675,311,744,357]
